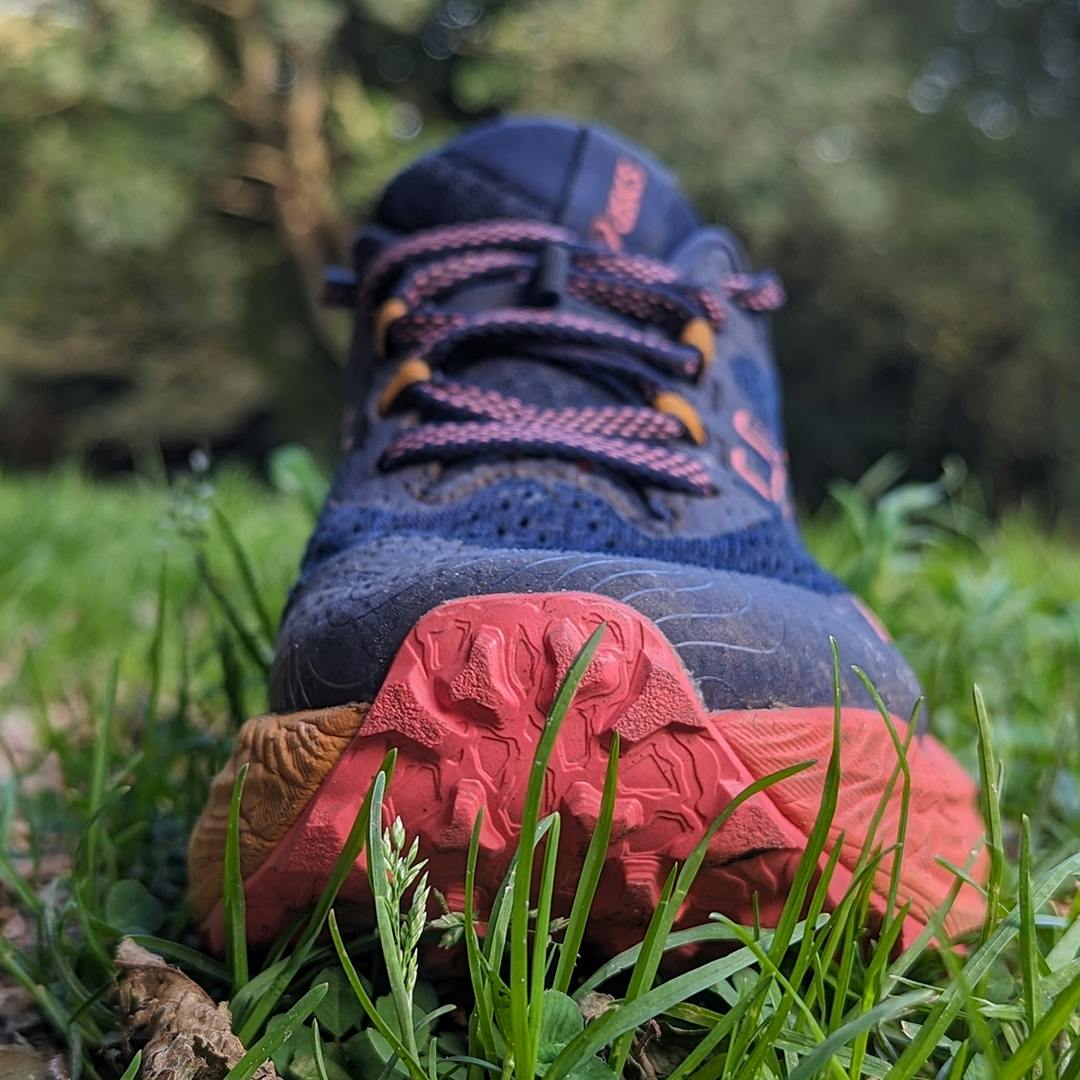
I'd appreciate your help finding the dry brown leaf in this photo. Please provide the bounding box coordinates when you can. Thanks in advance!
[630,1020,702,1080]
[577,991,615,1024]
[114,939,277,1080]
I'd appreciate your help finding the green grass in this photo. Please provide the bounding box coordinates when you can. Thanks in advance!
[1,452,1078,1078]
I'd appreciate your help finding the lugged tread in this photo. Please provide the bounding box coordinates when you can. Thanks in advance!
[192,592,987,953]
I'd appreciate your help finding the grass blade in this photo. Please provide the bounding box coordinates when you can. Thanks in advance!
[366,771,419,1060]
[998,965,1080,1080]
[126,935,229,984]
[462,810,501,1061]
[530,812,561,1007]
[609,863,679,1076]
[552,732,620,995]
[196,551,272,674]
[1018,813,1042,1043]
[973,684,1004,945]
[138,556,167,815]
[118,1051,142,1080]
[787,990,935,1080]
[0,937,84,1045]
[310,1019,330,1080]
[224,762,250,993]
[938,946,1002,1071]
[225,983,328,1080]
[546,921,823,1080]
[888,850,1080,1077]
[328,910,428,1080]
[509,623,605,1080]
[609,751,819,1078]
[722,639,847,1077]
[851,666,915,922]
[84,659,119,903]
[576,922,794,1000]
[214,503,276,647]
[483,814,556,977]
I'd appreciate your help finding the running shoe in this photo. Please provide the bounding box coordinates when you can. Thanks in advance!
[189,117,986,954]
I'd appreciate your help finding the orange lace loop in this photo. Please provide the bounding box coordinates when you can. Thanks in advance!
[378,357,433,415]
[653,391,708,446]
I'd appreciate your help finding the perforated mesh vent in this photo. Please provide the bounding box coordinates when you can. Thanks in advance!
[303,480,841,595]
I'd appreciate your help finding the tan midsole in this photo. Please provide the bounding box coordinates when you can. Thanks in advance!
[187,702,368,921]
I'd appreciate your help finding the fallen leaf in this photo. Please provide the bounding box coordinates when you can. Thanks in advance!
[115,939,277,1080]
[576,992,615,1025]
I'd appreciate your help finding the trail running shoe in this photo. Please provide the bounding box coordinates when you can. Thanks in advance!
[189,117,986,954]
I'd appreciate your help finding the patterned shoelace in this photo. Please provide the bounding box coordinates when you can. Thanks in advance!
[328,220,784,495]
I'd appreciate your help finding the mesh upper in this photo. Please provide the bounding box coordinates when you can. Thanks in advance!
[302,479,843,595]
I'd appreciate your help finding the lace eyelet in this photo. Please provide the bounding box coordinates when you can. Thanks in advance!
[378,357,432,416]
[680,317,716,375]
[374,298,409,358]
[653,391,708,446]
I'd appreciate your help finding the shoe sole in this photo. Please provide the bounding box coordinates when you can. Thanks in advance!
[189,591,986,954]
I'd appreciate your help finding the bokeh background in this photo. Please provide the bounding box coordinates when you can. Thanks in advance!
[2,0,1079,515]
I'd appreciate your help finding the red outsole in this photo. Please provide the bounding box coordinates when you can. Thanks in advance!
[202,592,987,954]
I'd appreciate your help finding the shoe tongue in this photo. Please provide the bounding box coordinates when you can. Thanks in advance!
[375,116,698,258]
[372,119,701,430]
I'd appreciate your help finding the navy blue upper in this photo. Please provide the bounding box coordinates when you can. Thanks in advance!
[270,117,921,718]
[374,116,699,258]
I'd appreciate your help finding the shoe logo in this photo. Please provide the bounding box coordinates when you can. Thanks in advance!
[730,408,792,517]
[589,157,648,251]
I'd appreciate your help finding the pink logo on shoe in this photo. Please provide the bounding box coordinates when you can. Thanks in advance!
[730,408,792,516]
[589,158,648,251]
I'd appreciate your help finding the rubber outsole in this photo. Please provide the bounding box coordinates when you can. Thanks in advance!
[189,591,987,955]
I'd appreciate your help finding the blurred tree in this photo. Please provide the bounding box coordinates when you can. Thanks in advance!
[0,0,466,465]
[0,0,1077,515]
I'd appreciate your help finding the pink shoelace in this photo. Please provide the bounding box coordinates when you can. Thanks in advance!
[339,220,784,495]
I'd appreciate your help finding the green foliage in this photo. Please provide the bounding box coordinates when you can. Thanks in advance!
[311,967,367,1042]
[806,458,1080,846]
[103,879,165,936]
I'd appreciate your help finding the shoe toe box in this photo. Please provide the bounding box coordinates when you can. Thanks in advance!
[269,535,921,720]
